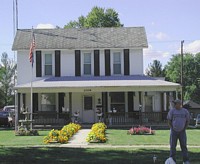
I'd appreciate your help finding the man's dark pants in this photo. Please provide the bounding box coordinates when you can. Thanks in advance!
[170,129,189,162]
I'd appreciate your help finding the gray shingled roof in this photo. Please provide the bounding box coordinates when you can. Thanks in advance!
[12,27,148,50]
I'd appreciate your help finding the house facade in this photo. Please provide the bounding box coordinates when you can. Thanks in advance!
[12,27,180,127]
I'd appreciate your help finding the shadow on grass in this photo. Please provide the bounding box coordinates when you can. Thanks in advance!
[0,147,199,164]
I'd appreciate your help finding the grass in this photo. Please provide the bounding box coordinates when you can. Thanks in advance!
[0,128,200,163]
[105,129,200,145]
[0,147,200,163]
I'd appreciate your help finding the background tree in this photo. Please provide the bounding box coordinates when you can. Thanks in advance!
[145,60,165,77]
[165,53,200,102]
[64,6,123,28]
[0,52,17,107]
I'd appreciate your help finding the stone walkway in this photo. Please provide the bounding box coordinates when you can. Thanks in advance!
[60,129,90,147]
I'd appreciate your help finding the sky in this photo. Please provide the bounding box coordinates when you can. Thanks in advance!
[1,0,200,71]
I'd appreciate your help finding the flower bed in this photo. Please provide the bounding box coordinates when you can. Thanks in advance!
[86,122,107,143]
[127,126,155,135]
[15,129,39,136]
[43,123,81,144]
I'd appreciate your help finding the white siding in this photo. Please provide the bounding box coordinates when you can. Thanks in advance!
[61,50,75,76]
[130,49,143,75]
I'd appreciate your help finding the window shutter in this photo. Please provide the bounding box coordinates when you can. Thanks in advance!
[128,92,134,112]
[58,93,65,113]
[36,51,42,77]
[94,50,100,76]
[33,93,38,113]
[22,93,26,109]
[18,93,21,117]
[75,50,81,76]
[105,49,110,76]
[124,49,130,75]
[55,50,61,77]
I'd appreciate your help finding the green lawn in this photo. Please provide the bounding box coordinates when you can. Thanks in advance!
[0,129,200,146]
[105,129,200,145]
[0,128,200,163]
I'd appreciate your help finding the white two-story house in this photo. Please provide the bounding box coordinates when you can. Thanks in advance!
[12,27,180,127]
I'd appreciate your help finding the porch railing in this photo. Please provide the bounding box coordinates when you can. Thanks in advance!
[105,111,168,125]
[31,112,70,127]
[18,111,168,128]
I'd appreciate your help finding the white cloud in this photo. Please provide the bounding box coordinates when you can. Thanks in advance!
[144,44,170,58]
[184,40,200,54]
[155,32,169,40]
[149,32,169,41]
[36,23,55,29]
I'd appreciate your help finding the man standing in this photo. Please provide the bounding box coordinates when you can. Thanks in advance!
[167,99,190,164]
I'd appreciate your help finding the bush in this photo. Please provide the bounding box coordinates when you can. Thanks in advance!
[15,129,39,136]
[127,126,155,135]
[86,122,107,143]
[43,123,81,144]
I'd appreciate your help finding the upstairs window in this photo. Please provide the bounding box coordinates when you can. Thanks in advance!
[45,54,52,76]
[113,52,121,75]
[84,53,91,75]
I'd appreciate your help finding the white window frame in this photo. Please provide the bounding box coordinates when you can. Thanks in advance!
[81,51,93,76]
[112,51,122,75]
[44,53,53,76]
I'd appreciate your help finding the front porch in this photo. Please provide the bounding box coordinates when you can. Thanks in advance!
[30,111,168,129]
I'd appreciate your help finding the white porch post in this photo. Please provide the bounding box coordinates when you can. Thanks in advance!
[164,92,167,111]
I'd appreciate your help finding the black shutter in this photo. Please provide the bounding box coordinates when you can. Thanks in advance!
[36,51,42,77]
[124,49,130,75]
[58,93,65,113]
[18,93,21,118]
[75,50,81,76]
[128,92,134,112]
[102,92,108,113]
[22,93,26,108]
[105,49,110,76]
[55,50,61,77]
[94,50,100,76]
[33,93,38,113]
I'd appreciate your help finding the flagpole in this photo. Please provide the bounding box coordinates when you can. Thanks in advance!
[30,62,33,130]
[30,27,35,130]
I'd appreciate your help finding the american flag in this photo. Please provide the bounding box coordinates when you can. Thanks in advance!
[29,31,35,65]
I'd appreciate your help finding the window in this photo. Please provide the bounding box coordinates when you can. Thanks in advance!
[113,52,121,74]
[41,93,56,111]
[84,96,93,110]
[110,92,125,113]
[45,54,52,75]
[84,53,91,75]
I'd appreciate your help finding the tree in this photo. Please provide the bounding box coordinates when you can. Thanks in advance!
[165,53,200,102]
[64,6,123,28]
[145,60,165,77]
[0,52,17,107]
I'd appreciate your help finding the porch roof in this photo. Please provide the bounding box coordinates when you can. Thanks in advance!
[15,75,180,92]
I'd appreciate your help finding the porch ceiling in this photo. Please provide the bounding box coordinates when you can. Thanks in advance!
[15,75,181,92]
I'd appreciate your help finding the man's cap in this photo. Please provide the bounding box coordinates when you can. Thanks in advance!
[173,99,182,104]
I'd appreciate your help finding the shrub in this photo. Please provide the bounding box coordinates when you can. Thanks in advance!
[43,123,81,144]
[15,129,39,136]
[86,122,107,143]
[127,126,155,135]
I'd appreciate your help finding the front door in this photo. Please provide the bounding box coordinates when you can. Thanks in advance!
[82,95,95,123]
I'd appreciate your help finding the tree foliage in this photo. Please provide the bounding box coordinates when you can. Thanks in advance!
[165,53,200,102]
[64,6,123,28]
[145,60,165,77]
[0,52,17,107]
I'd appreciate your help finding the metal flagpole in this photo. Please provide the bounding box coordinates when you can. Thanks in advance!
[30,27,35,130]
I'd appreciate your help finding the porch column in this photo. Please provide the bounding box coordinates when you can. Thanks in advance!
[69,92,72,117]
[164,92,167,111]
